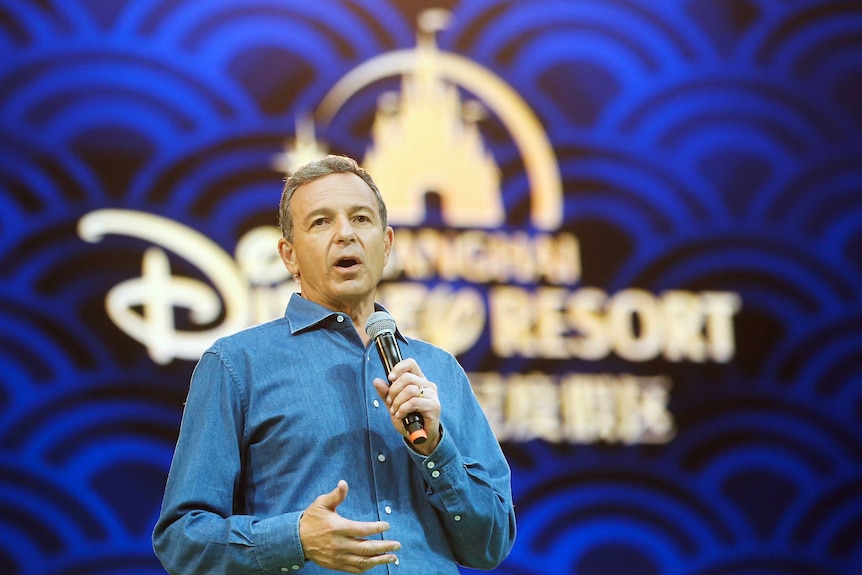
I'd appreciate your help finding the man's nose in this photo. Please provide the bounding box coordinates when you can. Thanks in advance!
[334,215,356,241]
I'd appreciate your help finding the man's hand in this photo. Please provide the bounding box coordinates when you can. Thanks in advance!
[373,358,442,455]
[299,480,400,573]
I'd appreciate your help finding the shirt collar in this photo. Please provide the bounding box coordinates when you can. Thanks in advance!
[284,293,408,344]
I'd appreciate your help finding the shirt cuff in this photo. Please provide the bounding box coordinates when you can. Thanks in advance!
[406,425,458,483]
[253,511,305,573]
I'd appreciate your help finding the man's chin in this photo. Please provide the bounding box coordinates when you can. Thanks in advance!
[330,280,374,301]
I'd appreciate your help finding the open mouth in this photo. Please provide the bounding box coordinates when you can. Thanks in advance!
[335,257,359,269]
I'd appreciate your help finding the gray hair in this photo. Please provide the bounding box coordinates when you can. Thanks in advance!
[278,155,388,240]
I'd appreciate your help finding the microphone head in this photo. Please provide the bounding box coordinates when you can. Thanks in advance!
[365,311,397,339]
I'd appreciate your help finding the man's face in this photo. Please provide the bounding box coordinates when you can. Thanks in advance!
[278,172,393,312]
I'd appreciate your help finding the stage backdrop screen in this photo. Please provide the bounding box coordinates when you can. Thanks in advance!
[2,1,861,574]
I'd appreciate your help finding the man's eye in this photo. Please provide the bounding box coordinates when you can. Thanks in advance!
[355,215,370,223]
[313,218,328,226]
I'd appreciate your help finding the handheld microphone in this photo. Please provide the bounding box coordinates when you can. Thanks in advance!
[365,311,427,445]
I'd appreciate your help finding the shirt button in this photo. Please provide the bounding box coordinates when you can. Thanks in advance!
[432,470,440,478]
[384,505,392,514]
[426,461,435,469]
[336,315,344,322]
[377,453,386,462]
[373,399,380,408]
[454,515,462,522]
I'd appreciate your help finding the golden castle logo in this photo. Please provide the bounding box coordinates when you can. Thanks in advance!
[273,8,562,231]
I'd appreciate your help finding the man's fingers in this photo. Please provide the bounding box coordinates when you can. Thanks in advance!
[341,538,401,572]
[337,517,391,538]
[318,480,348,511]
[373,379,390,406]
[301,481,401,573]
[386,357,424,380]
[312,481,392,538]
[336,552,398,574]
[346,536,400,555]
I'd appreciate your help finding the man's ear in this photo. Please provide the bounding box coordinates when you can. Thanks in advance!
[278,237,300,277]
[382,226,394,267]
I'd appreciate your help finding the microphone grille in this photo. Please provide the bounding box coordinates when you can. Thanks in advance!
[365,311,396,339]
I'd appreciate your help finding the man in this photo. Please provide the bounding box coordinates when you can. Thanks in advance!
[152,155,516,573]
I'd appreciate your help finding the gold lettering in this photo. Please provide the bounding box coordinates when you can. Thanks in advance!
[504,373,561,442]
[607,289,664,362]
[377,282,485,355]
[535,287,568,358]
[662,290,707,362]
[471,372,675,444]
[488,286,535,357]
[566,288,610,359]
[702,291,741,362]
[386,228,580,284]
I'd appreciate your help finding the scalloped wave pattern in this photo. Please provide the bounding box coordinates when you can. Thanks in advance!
[1,1,860,574]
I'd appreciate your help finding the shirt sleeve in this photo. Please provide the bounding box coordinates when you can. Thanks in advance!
[152,349,307,575]
[405,355,517,570]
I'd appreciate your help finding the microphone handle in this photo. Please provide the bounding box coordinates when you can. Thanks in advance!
[375,332,401,373]
[374,332,427,445]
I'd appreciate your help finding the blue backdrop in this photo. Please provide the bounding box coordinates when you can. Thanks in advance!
[1,1,861,574]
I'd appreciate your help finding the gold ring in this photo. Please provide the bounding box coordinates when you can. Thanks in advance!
[418,387,425,398]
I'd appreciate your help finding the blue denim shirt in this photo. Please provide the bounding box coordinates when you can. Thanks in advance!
[153,293,516,574]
